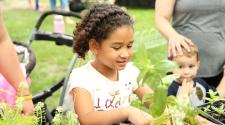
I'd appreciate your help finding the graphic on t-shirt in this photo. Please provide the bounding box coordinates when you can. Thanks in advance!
[124,82,132,91]
[94,82,133,110]
[195,86,203,100]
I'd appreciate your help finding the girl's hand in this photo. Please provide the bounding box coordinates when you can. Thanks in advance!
[177,79,193,97]
[17,82,34,115]
[126,106,152,125]
[168,33,193,59]
[22,100,34,115]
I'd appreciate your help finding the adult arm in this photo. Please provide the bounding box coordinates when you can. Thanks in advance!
[155,0,193,58]
[196,115,217,125]
[216,65,225,97]
[0,12,34,115]
[72,88,152,125]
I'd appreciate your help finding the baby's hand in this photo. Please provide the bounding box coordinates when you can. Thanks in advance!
[126,106,152,125]
[177,79,193,97]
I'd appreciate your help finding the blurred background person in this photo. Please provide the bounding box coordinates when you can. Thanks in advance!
[0,11,34,115]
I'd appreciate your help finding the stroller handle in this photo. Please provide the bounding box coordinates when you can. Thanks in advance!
[35,10,80,30]
[28,10,81,47]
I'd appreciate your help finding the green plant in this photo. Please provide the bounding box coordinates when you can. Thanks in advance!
[211,104,225,115]
[201,90,220,113]
[132,29,200,125]
[0,101,38,125]
[34,102,47,124]
[0,100,78,125]
[199,95,225,123]
[205,89,221,104]
[52,106,78,125]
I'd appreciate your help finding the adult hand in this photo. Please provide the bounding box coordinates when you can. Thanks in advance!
[196,115,217,125]
[22,100,34,115]
[127,106,152,125]
[168,33,193,59]
[223,64,225,76]
[216,64,225,97]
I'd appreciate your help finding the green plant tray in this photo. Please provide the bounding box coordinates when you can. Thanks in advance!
[198,100,225,125]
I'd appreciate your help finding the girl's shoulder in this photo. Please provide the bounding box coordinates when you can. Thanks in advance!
[69,62,92,78]
[71,61,92,72]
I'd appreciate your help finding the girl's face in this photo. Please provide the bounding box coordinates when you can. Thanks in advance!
[93,25,134,72]
[173,55,200,83]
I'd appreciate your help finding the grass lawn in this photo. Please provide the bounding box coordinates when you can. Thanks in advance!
[2,3,167,109]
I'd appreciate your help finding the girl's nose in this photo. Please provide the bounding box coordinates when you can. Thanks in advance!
[120,50,130,58]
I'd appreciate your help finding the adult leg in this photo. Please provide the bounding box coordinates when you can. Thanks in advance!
[35,0,39,10]
[60,0,69,10]
[27,0,33,8]
[49,0,57,10]
[60,0,74,24]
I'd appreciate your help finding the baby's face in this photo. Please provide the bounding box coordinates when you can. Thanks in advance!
[173,55,199,83]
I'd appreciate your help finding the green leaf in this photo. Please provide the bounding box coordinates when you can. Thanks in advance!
[132,38,151,69]
[142,93,154,103]
[155,60,178,74]
[149,85,168,117]
[161,74,180,86]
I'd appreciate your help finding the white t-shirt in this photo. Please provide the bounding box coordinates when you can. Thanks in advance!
[63,61,139,112]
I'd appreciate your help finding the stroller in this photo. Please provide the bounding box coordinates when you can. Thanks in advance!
[13,10,81,125]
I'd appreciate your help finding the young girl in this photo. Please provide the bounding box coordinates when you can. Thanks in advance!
[63,4,153,125]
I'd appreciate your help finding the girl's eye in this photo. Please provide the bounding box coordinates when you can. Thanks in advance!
[127,43,133,48]
[127,45,133,48]
[179,65,183,69]
[112,46,121,50]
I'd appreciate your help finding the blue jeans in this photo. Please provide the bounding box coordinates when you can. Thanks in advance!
[49,0,69,10]
[35,0,39,10]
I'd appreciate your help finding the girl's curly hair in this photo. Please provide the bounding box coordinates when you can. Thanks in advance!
[73,4,134,58]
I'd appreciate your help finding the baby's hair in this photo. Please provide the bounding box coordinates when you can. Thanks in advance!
[73,4,134,58]
[181,44,199,61]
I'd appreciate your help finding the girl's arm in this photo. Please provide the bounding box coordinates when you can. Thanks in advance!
[72,88,152,125]
[155,0,193,58]
[216,65,225,97]
[0,12,30,95]
[134,84,153,107]
[0,12,34,115]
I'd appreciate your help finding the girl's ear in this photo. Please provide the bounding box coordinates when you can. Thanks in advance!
[89,39,99,55]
